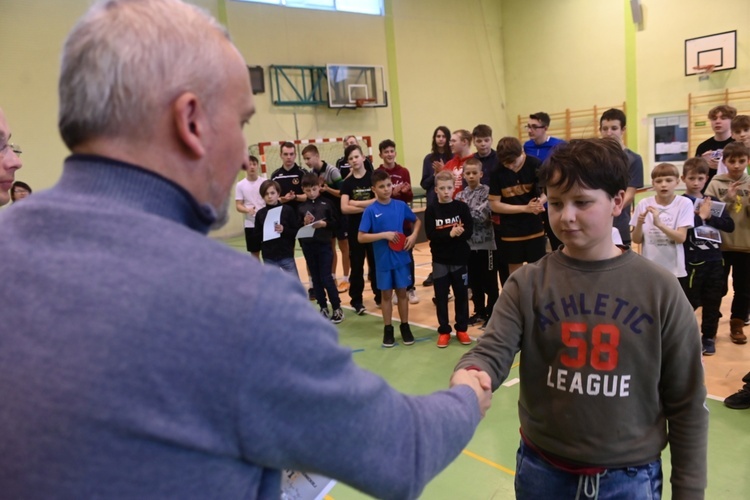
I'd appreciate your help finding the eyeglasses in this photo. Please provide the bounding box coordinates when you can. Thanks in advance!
[0,142,22,156]
[525,124,546,130]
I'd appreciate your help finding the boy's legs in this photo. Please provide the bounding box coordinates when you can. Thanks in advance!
[514,441,663,500]
[264,257,300,280]
[482,249,500,317]
[698,260,724,340]
[365,243,382,305]
[301,242,327,310]
[317,240,341,310]
[348,233,366,309]
[725,251,750,343]
[432,263,452,334]
[450,265,470,334]
[467,250,485,317]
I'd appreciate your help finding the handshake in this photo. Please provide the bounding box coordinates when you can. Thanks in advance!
[450,368,493,417]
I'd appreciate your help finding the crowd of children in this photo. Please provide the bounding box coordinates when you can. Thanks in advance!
[235,105,750,363]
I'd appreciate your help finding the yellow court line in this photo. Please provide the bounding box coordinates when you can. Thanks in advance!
[324,496,334,500]
[462,449,515,476]
[511,362,520,369]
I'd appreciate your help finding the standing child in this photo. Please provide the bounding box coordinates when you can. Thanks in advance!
[377,139,419,304]
[298,173,344,324]
[234,154,266,259]
[695,105,736,188]
[253,180,300,278]
[455,138,707,499]
[630,163,694,277]
[456,158,498,329]
[358,170,421,347]
[425,170,473,348]
[705,141,750,345]
[716,114,750,176]
[680,158,735,355]
[341,144,380,314]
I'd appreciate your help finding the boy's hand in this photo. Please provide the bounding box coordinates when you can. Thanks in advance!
[432,159,445,172]
[646,206,663,228]
[404,233,418,251]
[700,150,720,170]
[247,206,256,216]
[637,210,648,225]
[392,183,402,195]
[450,369,493,418]
[312,220,326,229]
[274,223,283,233]
[303,212,315,225]
[526,197,545,214]
[283,191,296,202]
[382,231,398,242]
[727,180,743,200]
[698,197,712,220]
[450,223,464,238]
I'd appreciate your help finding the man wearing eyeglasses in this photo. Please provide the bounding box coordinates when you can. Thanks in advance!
[0,108,23,206]
[523,112,565,162]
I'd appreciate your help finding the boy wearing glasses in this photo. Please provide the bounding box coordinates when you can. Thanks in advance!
[523,112,565,162]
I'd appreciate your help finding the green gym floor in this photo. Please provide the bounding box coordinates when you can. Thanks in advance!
[221,235,749,499]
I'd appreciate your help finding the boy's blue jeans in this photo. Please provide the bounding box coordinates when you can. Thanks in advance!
[514,440,662,499]
[264,257,300,280]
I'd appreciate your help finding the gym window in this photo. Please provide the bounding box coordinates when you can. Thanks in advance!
[233,0,384,16]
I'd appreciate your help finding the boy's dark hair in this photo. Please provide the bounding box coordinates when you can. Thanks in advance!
[496,136,524,165]
[301,144,319,156]
[464,157,482,170]
[378,139,396,153]
[301,172,320,188]
[600,108,627,128]
[682,157,710,177]
[708,105,737,121]
[259,179,281,197]
[280,141,295,151]
[430,126,451,160]
[731,115,750,133]
[651,163,680,180]
[529,112,550,128]
[371,169,390,186]
[538,138,628,198]
[722,141,750,160]
[344,144,363,162]
[10,181,32,202]
[472,124,493,138]
[248,154,259,164]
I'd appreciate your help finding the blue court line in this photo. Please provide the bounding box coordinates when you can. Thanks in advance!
[351,348,365,354]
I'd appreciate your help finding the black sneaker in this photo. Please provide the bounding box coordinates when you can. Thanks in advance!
[308,288,315,301]
[354,304,366,315]
[468,313,484,326]
[702,337,716,356]
[724,387,750,409]
[422,273,434,287]
[382,325,396,348]
[331,308,344,324]
[320,308,330,320]
[400,323,414,345]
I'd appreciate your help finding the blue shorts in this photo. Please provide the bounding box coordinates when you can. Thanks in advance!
[377,264,411,291]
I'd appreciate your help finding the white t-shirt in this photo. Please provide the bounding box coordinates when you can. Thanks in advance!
[234,176,266,228]
[630,195,694,277]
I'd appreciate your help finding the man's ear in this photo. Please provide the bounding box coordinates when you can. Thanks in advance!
[173,92,207,159]
[611,189,626,217]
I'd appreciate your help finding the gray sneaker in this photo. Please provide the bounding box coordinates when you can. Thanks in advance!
[331,308,344,324]
[320,308,330,320]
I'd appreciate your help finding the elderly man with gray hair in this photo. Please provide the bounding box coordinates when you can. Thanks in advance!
[0,108,23,206]
[0,1,491,499]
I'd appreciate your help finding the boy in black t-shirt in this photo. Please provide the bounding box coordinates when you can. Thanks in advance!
[340,144,380,314]
[695,105,736,188]
[490,137,546,280]
[425,170,473,348]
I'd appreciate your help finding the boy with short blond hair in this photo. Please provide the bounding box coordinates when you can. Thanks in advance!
[680,157,735,355]
[705,141,750,345]
[425,170,473,348]
[456,158,497,328]
[455,137,707,499]
[630,163,694,277]
[358,170,421,347]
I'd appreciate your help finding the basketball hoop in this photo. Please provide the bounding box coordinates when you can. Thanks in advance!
[354,98,377,108]
[694,64,715,81]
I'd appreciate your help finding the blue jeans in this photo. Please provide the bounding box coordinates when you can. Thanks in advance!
[264,257,299,280]
[515,440,662,500]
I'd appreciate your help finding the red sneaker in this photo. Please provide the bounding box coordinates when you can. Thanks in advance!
[456,331,472,345]
[437,334,451,348]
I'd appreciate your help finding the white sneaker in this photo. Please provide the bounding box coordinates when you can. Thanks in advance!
[408,288,419,304]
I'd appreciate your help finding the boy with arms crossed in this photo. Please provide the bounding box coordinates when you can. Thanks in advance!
[455,138,707,499]
[234,154,265,259]
[341,144,380,314]
[298,173,344,324]
[456,158,498,328]
[358,170,420,346]
[680,158,734,355]
[630,163,694,277]
[705,141,750,344]
[425,171,473,348]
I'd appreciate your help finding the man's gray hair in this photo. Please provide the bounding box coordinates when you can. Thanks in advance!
[59,0,232,149]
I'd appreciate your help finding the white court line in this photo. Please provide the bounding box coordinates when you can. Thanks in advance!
[503,378,520,387]
[707,394,725,402]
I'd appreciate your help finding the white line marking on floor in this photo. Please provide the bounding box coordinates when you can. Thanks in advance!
[502,378,520,387]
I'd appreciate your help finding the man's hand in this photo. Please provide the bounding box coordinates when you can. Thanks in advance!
[450,369,493,417]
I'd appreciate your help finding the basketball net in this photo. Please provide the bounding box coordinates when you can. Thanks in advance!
[694,64,715,82]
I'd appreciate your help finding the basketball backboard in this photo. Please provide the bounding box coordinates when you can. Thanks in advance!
[685,30,736,76]
[326,64,388,109]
